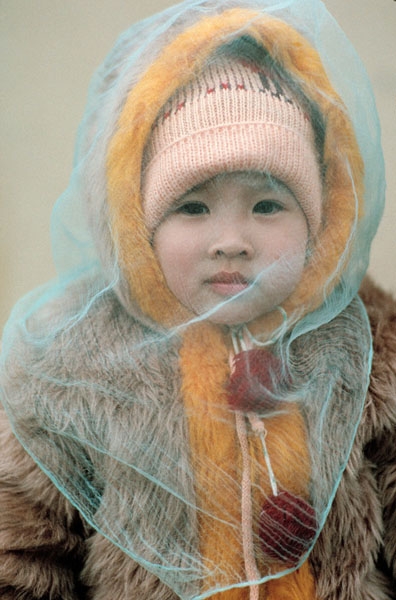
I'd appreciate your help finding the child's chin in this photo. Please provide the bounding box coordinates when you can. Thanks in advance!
[200,301,267,327]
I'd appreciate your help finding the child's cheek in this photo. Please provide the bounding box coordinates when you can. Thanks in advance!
[153,225,198,293]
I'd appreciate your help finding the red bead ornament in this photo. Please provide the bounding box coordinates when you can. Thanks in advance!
[258,491,318,566]
[227,349,286,412]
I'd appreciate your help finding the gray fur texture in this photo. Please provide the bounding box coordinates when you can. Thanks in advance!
[0,278,395,599]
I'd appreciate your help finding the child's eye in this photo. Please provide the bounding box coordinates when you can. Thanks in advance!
[176,201,209,215]
[253,200,283,214]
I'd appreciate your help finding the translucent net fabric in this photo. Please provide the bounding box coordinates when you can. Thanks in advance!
[0,0,385,598]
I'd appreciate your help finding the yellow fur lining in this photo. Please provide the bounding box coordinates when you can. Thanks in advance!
[179,324,316,598]
[106,7,364,332]
[265,561,317,599]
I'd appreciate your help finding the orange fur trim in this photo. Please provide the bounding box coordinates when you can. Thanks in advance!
[179,323,244,595]
[179,324,315,597]
[265,560,317,599]
[106,8,364,332]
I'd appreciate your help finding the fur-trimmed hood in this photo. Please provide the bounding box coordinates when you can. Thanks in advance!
[81,4,367,331]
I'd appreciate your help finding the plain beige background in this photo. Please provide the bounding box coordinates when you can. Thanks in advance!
[1,0,395,332]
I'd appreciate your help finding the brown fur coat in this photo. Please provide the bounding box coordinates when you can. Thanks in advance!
[0,277,395,599]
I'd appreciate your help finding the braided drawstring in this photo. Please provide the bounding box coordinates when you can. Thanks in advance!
[230,329,263,600]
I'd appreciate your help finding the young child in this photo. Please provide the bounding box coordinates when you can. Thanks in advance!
[1,1,395,599]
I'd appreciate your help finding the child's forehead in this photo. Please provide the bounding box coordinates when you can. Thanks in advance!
[182,171,290,196]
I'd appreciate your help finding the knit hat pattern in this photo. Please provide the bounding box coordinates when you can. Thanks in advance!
[142,58,322,233]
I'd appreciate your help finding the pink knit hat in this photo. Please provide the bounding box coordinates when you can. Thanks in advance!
[142,58,322,233]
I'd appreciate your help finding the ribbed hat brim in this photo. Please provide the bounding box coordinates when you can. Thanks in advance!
[143,122,322,232]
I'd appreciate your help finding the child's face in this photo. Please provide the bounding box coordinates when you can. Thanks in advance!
[153,172,309,326]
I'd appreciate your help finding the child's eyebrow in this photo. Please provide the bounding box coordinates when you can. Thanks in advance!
[185,180,211,194]
[238,173,286,190]
[243,174,294,196]
[247,179,282,192]
[178,172,293,200]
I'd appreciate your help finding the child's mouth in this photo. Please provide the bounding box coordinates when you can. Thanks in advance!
[206,272,250,296]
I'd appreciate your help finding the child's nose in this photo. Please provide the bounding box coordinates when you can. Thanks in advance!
[208,225,254,259]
